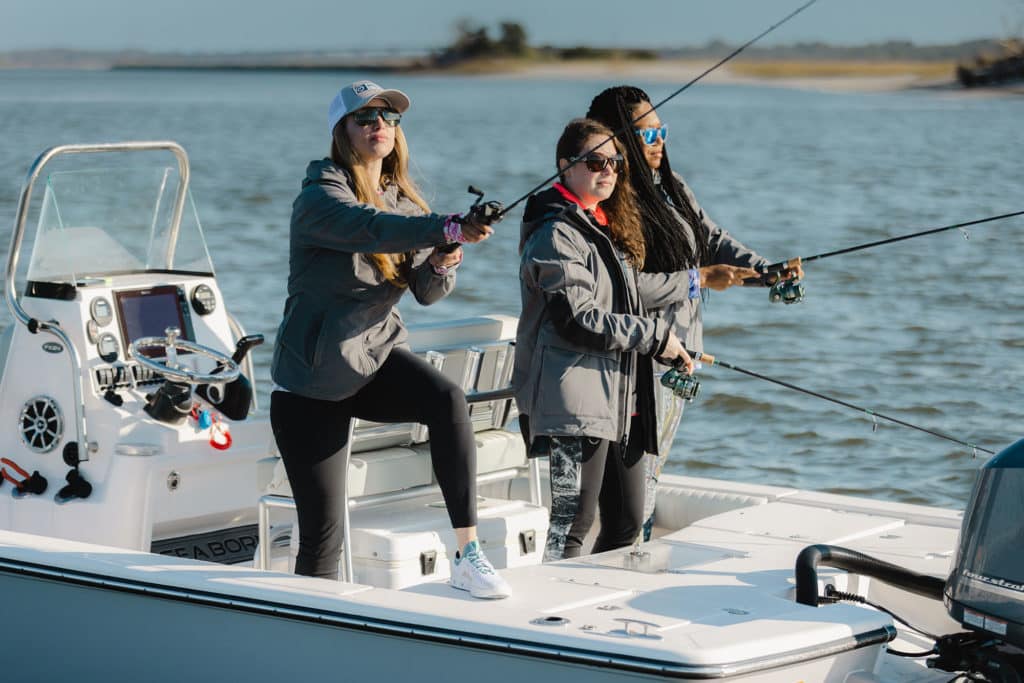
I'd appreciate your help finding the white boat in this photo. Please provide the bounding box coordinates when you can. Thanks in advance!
[0,142,1020,682]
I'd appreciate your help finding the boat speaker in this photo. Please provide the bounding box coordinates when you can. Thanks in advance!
[19,395,63,453]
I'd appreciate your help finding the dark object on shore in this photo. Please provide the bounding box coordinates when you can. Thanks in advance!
[957,39,1024,87]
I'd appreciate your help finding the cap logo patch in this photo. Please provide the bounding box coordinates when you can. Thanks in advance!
[353,82,380,95]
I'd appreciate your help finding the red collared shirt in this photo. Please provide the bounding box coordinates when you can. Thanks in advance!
[553,182,608,227]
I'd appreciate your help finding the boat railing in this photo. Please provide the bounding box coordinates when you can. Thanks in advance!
[3,142,190,464]
[255,385,542,581]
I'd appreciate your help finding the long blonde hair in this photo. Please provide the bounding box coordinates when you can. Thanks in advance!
[331,121,430,287]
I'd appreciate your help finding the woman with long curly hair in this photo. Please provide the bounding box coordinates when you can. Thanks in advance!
[586,86,802,540]
[514,118,693,561]
[270,80,509,598]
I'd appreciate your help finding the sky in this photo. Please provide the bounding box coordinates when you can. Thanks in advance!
[3,0,1022,52]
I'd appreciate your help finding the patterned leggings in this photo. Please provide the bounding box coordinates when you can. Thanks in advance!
[522,417,646,562]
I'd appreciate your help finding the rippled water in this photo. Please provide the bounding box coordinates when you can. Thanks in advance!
[1,69,1021,510]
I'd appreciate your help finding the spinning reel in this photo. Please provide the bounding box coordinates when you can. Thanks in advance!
[660,359,701,402]
[769,278,805,305]
[439,186,504,253]
[745,260,806,305]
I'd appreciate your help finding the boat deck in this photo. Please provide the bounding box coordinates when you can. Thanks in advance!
[0,478,962,681]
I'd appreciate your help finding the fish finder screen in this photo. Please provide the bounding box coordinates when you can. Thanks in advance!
[115,285,194,359]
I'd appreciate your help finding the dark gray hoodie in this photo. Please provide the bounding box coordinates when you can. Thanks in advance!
[270,159,453,400]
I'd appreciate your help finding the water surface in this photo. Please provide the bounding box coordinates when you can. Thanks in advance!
[1,69,1021,509]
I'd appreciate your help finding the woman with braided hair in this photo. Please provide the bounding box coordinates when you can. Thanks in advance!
[586,85,802,540]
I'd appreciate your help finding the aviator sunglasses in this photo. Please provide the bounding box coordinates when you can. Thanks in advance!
[352,107,402,127]
[635,125,668,146]
[573,154,624,173]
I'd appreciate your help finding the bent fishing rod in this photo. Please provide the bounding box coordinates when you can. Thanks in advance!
[661,353,995,456]
[465,0,823,222]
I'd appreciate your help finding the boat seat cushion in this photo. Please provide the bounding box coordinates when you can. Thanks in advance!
[652,484,770,530]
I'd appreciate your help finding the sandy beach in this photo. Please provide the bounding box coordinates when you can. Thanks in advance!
[453,57,1023,96]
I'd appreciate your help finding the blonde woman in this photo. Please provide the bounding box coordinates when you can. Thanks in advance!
[270,80,509,598]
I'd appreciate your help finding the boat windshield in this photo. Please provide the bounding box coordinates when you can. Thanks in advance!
[25,165,214,285]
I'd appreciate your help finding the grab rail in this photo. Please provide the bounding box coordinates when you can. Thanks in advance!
[6,142,190,316]
[4,142,190,462]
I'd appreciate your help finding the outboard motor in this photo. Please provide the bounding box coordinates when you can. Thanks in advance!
[944,437,1024,646]
[794,439,1024,681]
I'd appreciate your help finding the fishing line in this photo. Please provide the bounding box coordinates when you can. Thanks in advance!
[663,352,995,455]
[756,210,1024,279]
[493,0,822,218]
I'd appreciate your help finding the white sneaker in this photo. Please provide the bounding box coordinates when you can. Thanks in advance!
[450,540,511,599]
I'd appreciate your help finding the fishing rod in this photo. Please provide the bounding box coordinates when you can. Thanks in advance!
[749,210,1024,303]
[660,353,995,456]
[479,0,822,220]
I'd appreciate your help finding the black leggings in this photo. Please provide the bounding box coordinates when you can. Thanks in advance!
[522,416,646,560]
[271,347,477,579]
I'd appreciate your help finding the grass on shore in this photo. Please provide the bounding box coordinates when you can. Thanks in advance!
[729,60,957,80]
[425,56,960,82]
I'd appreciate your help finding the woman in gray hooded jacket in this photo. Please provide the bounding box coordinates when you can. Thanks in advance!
[514,118,693,561]
[587,86,803,539]
[269,80,509,599]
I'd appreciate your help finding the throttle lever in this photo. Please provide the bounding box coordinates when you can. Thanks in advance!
[231,334,265,364]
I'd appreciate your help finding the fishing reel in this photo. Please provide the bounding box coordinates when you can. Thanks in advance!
[439,186,504,253]
[769,278,805,305]
[660,360,701,402]
[745,260,806,305]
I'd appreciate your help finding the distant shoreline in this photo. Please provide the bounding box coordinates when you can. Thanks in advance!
[106,58,1014,95]
[4,54,1023,95]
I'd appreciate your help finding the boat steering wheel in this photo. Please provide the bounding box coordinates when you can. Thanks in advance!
[130,327,240,386]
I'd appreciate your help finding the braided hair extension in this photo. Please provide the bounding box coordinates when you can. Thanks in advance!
[587,86,712,272]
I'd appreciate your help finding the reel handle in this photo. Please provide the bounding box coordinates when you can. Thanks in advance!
[744,257,803,287]
[439,186,503,253]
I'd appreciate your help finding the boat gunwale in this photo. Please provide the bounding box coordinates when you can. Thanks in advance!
[0,552,896,679]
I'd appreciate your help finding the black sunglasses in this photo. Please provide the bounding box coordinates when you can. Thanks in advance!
[351,107,402,127]
[573,154,624,173]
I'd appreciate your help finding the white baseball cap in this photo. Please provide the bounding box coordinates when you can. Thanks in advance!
[327,80,411,136]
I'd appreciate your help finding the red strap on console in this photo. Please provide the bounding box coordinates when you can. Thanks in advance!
[1,457,30,486]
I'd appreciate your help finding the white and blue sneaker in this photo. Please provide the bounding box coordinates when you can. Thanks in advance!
[450,540,511,599]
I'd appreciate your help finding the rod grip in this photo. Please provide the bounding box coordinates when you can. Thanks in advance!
[764,257,802,273]
[685,349,715,366]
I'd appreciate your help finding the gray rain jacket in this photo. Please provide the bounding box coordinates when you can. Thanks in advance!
[513,187,676,450]
[270,159,452,400]
[654,172,768,352]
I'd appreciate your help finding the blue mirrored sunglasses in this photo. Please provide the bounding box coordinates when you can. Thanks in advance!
[635,125,668,146]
